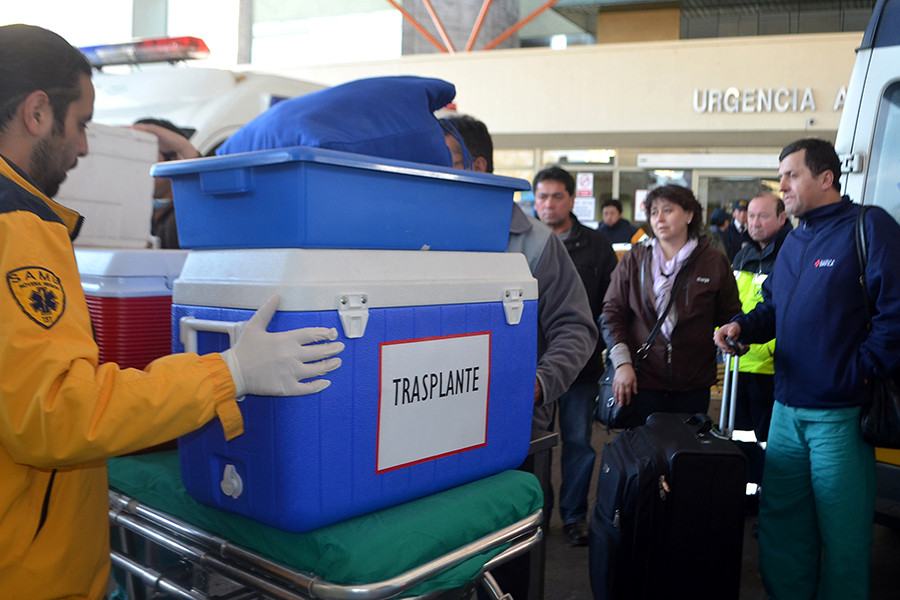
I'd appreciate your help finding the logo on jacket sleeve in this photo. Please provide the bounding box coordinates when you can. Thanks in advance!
[7,267,66,328]
[814,259,836,268]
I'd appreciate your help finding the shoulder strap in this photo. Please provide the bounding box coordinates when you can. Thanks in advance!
[635,250,695,365]
[855,206,873,329]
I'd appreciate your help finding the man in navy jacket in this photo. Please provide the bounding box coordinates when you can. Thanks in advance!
[715,138,900,600]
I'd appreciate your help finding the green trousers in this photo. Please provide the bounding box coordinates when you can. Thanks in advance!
[759,401,876,600]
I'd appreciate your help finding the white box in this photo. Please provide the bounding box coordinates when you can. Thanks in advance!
[58,123,157,249]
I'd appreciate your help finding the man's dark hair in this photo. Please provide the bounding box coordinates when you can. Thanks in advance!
[135,118,192,160]
[533,166,575,196]
[601,199,623,213]
[442,114,493,173]
[779,138,842,193]
[643,184,703,239]
[0,24,92,135]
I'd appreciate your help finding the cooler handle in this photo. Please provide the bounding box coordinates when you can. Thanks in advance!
[180,317,246,354]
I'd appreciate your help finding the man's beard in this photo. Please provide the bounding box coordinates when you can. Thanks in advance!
[29,135,68,198]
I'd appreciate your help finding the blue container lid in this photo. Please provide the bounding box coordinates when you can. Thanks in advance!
[152,145,531,192]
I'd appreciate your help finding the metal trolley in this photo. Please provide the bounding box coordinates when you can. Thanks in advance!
[109,489,543,600]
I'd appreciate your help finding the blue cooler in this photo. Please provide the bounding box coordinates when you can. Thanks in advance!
[151,147,531,252]
[173,249,538,532]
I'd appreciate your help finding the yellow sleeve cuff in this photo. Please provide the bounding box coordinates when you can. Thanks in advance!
[200,353,244,440]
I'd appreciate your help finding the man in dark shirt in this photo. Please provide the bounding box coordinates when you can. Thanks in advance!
[598,199,638,244]
[533,166,618,545]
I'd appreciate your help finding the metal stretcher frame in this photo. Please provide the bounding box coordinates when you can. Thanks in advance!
[109,490,543,600]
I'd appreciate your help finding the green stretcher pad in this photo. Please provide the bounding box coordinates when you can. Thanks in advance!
[108,451,543,596]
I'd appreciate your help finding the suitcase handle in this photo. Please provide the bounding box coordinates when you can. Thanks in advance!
[685,413,713,436]
[718,354,740,437]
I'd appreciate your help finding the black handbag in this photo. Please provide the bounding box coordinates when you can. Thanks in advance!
[595,263,690,429]
[855,206,900,449]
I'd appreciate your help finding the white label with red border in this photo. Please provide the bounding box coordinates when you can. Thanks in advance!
[377,332,491,473]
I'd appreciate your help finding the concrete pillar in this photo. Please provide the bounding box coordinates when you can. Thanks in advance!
[401,0,519,55]
[132,0,168,38]
[238,0,253,64]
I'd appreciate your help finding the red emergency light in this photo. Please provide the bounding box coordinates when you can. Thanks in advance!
[79,36,210,68]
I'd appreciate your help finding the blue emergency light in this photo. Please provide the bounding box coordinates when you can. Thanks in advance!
[79,36,210,68]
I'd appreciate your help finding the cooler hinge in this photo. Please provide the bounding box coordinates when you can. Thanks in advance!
[503,288,525,325]
[338,294,369,339]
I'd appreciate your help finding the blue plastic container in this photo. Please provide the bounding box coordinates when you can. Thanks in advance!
[151,147,530,251]
[173,249,538,532]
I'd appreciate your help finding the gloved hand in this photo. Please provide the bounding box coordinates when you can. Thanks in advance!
[220,294,344,398]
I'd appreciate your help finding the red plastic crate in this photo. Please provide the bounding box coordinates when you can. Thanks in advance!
[84,295,173,369]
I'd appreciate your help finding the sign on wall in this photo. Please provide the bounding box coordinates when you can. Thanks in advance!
[692,86,847,114]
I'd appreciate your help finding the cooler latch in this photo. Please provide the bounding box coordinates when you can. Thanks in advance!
[338,294,369,339]
[503,288,525,325]
[840,152,865,174]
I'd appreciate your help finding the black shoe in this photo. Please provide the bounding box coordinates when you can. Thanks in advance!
[564,521,589,547]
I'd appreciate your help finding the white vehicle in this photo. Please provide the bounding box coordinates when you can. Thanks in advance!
[833,0,900,527]
[83,36,324,155]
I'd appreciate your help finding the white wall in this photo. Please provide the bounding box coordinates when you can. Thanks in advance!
[266,32,861,149]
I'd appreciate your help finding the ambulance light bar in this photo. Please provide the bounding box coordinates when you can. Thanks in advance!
[79,36,210,68]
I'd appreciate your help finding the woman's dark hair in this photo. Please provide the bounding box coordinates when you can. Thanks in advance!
[643,184,703,239]
[0,24,92,135]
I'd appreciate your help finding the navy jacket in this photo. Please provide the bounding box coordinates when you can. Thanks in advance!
[733,197,900,408]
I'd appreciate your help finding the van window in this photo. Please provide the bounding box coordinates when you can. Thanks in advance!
[867,81,900,221]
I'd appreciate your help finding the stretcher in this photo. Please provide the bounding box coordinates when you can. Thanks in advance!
[108,451,544,600]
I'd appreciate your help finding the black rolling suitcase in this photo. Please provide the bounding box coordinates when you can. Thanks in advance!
[589,387,747,600]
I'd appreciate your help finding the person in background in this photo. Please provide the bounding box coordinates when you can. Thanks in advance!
[731,191,787,444]
[131,118,200,249]
[725,199,751,258]
[442,114,596,427]
[598,198,639,244]
[708,207,733,258]
[730,191,788,511]
[442,113,597,598]
[532,166,617,546]
[603,185,741,426]
[0,24,344,598]
[715,138,900,600]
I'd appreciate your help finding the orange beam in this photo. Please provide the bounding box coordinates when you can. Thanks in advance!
[465,0,494,52]
[483,0,561,50]
[422,0,456,54]
[383,0,448,53]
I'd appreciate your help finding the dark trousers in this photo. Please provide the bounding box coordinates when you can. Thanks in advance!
[734,372,776,442]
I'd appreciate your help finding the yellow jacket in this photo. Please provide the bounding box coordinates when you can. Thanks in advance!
[0,156,243,599]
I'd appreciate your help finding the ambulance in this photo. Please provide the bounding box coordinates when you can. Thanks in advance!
[82,36,324,155]
[833,0,900,527]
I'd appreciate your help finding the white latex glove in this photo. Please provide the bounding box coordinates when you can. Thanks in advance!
[220,294,344,398]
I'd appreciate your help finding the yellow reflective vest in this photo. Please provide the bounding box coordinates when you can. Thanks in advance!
[0,156,242,599]
[733,269,775,375]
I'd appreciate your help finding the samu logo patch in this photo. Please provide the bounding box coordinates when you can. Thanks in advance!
[7,267,66,328]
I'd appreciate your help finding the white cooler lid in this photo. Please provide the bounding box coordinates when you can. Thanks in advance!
[173,249,538,310]
[75,249,189,298]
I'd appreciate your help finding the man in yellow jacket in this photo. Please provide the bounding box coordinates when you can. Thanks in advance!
[731,192,788,442]
[0,24,344,599]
